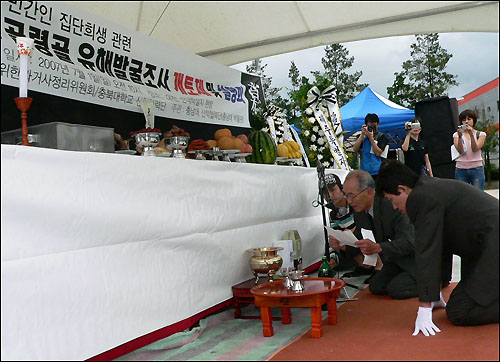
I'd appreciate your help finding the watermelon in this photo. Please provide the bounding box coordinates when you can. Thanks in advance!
[245,130,277,164]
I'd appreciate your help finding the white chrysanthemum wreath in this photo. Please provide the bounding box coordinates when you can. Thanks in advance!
[262,111,304,166]
[301,107,336,168]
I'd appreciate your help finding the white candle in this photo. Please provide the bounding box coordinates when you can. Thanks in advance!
[16,37,34,98]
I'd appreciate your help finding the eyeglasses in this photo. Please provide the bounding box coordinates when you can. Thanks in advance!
[343,188,367,201]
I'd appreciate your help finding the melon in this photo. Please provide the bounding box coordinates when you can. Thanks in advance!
[245,130,277,164]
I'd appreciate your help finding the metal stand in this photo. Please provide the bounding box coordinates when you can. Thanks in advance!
[314,160,361,302]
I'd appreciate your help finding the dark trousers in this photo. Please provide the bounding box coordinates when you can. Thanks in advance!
[446,281,499,326]
[369,262,417,300]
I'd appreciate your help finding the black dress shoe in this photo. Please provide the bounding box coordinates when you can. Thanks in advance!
[342,266,374,278]
[363,270,379,284]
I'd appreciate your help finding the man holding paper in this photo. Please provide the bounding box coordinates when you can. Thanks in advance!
[331,170,418,300]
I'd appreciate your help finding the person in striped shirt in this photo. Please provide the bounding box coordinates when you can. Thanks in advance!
[323,173,358,270]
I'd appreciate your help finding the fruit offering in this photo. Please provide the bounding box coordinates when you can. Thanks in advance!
[114,133,130,151]
[188,139,211,151]
[246,130,277,164]
[209,128,252,153]
[130,127,162,136]
[164,125,190,138]
[277,140,302,159]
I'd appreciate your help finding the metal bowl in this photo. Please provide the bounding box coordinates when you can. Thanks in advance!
[134,132,161,147]
[166,136,190,158]
[134,132,162,156]
[165,136,190,150]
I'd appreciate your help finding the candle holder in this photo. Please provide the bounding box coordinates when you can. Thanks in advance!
[14,97,33,146]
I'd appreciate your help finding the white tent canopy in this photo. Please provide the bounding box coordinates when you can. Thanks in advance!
[67,1,499,66]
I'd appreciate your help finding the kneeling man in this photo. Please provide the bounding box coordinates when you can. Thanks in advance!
[376,160,499,336]
[330,170,418,300]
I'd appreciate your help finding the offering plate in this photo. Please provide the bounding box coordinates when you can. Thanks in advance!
[188,149,209,160]
[208,147,222,161]
[166,136,190,158]
[247,247,284,284]
[221,149,239,162]
[275,157,287,165]
[135,132,161,157]
[286,158,301,166]
[231,152,251,163]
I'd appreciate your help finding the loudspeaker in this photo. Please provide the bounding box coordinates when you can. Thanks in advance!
[431,163,456,180]
[415,96,459,179]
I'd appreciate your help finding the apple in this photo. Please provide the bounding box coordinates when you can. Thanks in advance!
[236,134,248,144]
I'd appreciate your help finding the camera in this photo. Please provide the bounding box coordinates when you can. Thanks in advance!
[405,122,421,131]
[458,125,468,131]
[367,125,375,132]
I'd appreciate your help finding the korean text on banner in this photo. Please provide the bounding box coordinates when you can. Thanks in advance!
[0,1,257,128]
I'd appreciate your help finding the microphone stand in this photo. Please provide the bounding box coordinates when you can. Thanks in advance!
[315,161,361,301]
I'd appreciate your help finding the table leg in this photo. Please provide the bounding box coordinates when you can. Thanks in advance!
[281,307,292,324]
[233,299,241,318]
[310,306,323,338]
[260,307,274,337]
[327,297,337,325]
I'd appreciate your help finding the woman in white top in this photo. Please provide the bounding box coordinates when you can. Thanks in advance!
[453,109,487,190]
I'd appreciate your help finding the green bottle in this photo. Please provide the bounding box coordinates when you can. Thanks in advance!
[317,256,333,277]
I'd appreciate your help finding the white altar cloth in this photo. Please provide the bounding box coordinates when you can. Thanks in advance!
[1,144,332,360]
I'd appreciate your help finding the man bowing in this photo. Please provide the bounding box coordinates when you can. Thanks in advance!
[376,160,499,336]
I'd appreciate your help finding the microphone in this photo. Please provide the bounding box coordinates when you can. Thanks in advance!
[324,201,335,210]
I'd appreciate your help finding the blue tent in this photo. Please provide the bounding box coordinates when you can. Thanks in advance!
[340,87,415,148]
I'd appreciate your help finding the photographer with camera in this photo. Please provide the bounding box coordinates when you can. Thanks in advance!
[353,113,389,181]
[401,117,433,177]
[453,109,487,190]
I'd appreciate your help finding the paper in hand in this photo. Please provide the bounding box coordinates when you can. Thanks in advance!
[324,226,358,248]
[360,228,378,267]
[370,141,389,158]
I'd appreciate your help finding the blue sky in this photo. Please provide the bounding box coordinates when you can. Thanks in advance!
[231,32,499,103]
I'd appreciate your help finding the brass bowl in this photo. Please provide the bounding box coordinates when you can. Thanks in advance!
[247,247,283,284]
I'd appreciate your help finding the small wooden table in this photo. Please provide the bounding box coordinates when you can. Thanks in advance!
[251,277,345,338]
[231,277,282,320]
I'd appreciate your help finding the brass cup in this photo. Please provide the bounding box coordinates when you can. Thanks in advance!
[247,247,283,284]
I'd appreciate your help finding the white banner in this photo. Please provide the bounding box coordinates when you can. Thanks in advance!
[313,108,349,170]
[289,125,310,167]
[1,1,254,128]
[265,116,277,144]
[307,86,349,170]
[326,96,345,147]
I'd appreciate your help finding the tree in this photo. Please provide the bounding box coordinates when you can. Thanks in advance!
[285,44,367,126]
[386,72,411,107]
[475,119,500,186]
[288,61,300,90]
[387,33,458,109]
[311,44,368,107]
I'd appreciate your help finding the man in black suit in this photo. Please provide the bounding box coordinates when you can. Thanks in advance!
[376,160,499,336]
[330,169,417,299]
